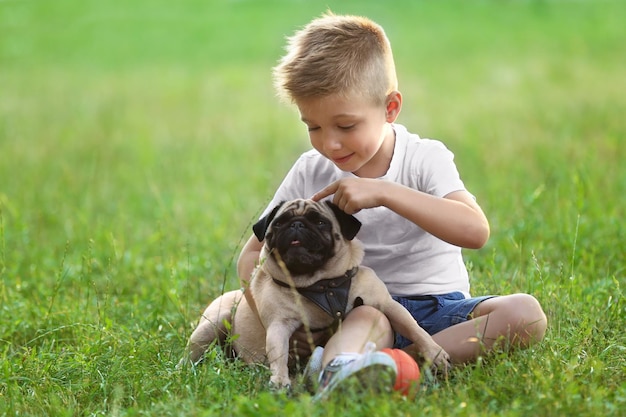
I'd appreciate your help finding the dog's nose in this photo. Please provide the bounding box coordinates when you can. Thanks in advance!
[290,220,305,230]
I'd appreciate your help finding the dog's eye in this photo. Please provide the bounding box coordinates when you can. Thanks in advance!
[273,221,283,229]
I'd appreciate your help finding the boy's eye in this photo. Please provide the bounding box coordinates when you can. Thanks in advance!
[338,125,355,130]
[307,126,320,132]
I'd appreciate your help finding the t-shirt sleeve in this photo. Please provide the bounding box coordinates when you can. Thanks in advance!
[413,141,467,198]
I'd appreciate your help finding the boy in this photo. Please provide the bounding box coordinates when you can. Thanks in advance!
[236,12,547,395]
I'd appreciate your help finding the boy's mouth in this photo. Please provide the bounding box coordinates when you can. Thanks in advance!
[332,153,354,165]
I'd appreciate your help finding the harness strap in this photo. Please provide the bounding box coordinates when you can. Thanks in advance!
[272,267,358,320]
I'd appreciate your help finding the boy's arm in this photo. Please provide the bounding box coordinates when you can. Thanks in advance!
[237,234,264,315]
[313,178,489,249]
[392,187,490,249]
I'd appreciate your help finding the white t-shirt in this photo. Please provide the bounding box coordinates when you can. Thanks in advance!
[263,124,472,297]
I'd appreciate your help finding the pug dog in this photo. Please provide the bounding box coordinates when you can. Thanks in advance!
[182,199,450,388]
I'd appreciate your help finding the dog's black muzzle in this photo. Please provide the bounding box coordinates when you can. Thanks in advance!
[271,216,334,275]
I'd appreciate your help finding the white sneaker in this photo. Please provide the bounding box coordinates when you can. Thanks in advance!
[302,346,324,386]
[314,347,397,401]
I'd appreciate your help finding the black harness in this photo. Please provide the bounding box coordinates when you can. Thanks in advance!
[272,267,359,321]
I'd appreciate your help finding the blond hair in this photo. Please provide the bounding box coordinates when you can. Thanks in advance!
[273,12,398,105]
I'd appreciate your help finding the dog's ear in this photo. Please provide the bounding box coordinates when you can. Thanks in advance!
[252,202,285,241]
[325,201,362,241]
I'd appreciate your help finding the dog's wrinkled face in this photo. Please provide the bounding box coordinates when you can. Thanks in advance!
[253,199,361,276]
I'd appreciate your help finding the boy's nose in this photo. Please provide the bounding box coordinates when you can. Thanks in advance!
[321,133,342,151]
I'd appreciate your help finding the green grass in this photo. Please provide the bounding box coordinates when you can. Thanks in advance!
[1,0,624,415]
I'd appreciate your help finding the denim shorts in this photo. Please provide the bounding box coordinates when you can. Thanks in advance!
[392,291,496,349]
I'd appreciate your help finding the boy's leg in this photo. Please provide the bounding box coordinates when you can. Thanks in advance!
[321,305,395,366]
[430,293,547,364]
[313,305,398,399]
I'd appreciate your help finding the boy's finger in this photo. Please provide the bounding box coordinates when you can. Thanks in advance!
[311,182,338,201]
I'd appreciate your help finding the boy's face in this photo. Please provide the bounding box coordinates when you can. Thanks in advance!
[296,92,401,178]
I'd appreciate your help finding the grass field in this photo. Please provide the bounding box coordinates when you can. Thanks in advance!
[1,0,625,415]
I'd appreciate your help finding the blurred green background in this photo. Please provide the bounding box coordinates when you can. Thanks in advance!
[1,1,624,415]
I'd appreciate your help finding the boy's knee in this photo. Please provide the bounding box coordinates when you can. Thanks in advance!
[507,293,547,341]
[348,304,387,320]
[345,305,393,334]
[480,293,547,343]
[514,293,545,319]
[324,305,394,356]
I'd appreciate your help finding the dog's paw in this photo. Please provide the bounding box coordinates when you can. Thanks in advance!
[424,346,452,375]
[175,357,188,370]
[269,375,292,391]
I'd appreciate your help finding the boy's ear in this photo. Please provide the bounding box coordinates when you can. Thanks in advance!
[252,202,285,241]
[385,91,402,122]
[325,201,362,241]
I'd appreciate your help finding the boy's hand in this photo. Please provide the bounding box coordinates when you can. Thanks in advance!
[312,178,386,215]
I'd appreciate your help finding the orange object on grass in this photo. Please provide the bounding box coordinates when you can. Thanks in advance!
[380,348,421,396]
